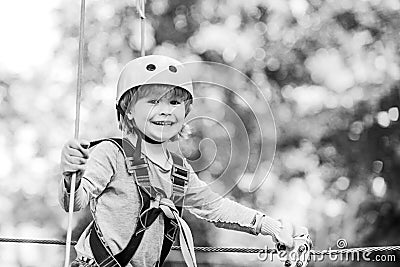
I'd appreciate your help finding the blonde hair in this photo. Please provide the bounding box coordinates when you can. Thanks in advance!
[118,84,192,139]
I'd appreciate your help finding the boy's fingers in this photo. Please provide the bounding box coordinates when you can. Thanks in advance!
[294,226,308,237]
[64,149,85,158]
[77,139,90,158]
[80,139,90,148]
[66,139,81,149]
[61,139,89,173]
[65,156,87,165]
[66,138,88,150]
[80,147,89,159]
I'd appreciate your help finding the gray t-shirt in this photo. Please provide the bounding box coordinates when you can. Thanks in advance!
[59,141,261,266]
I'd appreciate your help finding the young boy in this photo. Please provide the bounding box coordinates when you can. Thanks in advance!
[60,55,311,267]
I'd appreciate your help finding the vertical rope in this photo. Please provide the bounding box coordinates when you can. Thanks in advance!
[64,1,143,265]
[74,0,86,140]
[63,0,86,266]
[136,0,146,56]
[141,16,145,56]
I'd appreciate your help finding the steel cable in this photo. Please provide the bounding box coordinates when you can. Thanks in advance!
[0,237,399,256]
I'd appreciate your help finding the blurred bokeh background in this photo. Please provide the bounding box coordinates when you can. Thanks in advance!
[1,0,400,266]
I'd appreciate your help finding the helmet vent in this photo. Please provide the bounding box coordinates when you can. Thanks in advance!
[169,65,177,73]
[146,64,156,71]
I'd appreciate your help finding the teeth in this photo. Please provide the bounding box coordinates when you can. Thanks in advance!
[152,121,173,126]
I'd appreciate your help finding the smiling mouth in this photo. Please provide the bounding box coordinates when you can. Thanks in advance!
[151,121,175,126]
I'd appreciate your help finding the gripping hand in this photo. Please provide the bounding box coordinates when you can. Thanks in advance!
[60,139,89,190]
[275,220,312,267]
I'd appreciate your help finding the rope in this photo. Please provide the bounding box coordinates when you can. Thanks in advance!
[74,0,86,140]
[173,246,276,254]
[1,237,399,255]
[64,0,86,266]
[0,238,78,246]
[136,0,146,56]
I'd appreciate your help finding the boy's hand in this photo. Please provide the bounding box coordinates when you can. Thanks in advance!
[274,219,309,249]
[60,139,90,190]
[260,217,312,266]
[274,220,312,267]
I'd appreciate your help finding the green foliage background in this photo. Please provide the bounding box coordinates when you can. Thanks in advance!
[0,0,399,266]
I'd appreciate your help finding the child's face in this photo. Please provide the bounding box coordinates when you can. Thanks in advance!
[127,88,186,142]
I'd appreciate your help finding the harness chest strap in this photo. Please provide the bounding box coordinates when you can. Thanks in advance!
[87,138,196,267]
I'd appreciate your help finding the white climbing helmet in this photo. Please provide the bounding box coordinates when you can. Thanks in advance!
[116,55,194,104]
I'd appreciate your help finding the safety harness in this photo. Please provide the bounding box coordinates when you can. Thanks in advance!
[87,138,193,267]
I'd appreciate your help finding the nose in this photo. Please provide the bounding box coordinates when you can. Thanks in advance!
[157,101,173,115]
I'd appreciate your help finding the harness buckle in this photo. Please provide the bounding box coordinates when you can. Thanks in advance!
[125,157,147,174]
[171,165,189,182]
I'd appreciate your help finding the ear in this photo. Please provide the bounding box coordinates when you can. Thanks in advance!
[126,110,134,120]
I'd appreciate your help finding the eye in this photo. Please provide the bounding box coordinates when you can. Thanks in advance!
[170,100,181,105]
[148,99,159,104]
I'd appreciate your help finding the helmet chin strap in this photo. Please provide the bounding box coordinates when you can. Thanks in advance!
[140,130,164,144]
[117,105,164,160]
[131,122,164,161]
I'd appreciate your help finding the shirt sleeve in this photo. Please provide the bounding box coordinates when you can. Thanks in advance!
[183,160,263,235]
[59,141,118,212]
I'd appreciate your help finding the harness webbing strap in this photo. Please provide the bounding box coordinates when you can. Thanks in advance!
[128,156,159,198]
[87,138,191,267]
[170,153,188,208]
